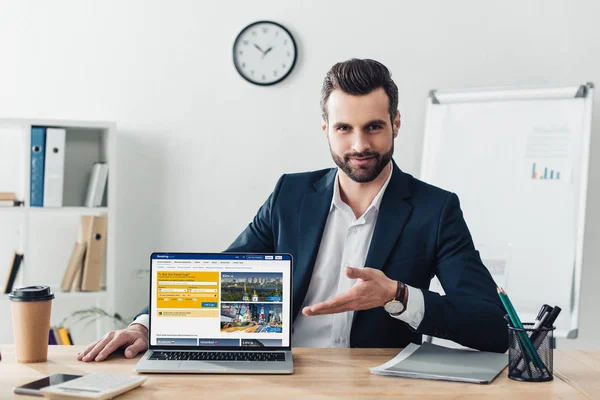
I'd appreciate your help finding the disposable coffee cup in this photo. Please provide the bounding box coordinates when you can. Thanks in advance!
[9,285,54,363]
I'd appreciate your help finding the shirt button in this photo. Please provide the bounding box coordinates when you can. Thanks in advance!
[417,312,423,320]
[334,338,341,343]
[351,228,358,234]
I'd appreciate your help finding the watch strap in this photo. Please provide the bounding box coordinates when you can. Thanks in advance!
[395,281,408,308]
[394,281,402,300]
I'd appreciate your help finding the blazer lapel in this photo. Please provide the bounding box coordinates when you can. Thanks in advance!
[293,169,336,321]
[364,162,414,271]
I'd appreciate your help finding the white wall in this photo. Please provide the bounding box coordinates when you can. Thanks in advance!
[0,0,598,348]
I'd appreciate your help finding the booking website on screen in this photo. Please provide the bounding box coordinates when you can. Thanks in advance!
[150,253,291,348]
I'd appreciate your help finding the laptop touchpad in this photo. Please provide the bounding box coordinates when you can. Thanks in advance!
[179,361,231,372]
[146,360,182,369]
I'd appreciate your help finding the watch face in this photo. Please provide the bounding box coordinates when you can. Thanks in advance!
[385,301,405,315]
[233,21,297,86]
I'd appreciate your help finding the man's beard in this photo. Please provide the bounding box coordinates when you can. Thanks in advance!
[330,141,394,183]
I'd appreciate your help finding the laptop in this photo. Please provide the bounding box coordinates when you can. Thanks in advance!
[135,252,294,374]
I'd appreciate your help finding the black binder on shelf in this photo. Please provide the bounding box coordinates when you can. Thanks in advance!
[3,252,24,294]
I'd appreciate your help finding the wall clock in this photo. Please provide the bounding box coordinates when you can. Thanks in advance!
[233,20,297,86]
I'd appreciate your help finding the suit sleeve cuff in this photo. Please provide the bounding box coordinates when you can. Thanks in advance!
[389,285,425,329]
[130,314,149,331]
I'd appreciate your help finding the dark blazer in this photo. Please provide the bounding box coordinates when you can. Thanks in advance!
[139,161,508,352]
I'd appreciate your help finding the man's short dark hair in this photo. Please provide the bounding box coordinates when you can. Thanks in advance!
[320,58,399,124]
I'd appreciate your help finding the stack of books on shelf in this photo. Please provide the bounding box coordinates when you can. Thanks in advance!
[0,192,24,207]
[61,215,107,292]
[3,252,24,294]
[30,126,108,207]
[49,326,74,345]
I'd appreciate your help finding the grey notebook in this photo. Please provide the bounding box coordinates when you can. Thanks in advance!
[370,342,507,384]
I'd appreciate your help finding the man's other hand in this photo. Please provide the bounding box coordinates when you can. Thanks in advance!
[77,323,148,362]
[302,266,397,316]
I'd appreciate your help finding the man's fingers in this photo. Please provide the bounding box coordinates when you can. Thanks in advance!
[345,266,371,280]
[81,333,113,362]
[124,338,148,359]
[303,303,353,316]
[77,339,100,360]
[94,333,130,362]
[78,327,148,363]
[303,292,354,316]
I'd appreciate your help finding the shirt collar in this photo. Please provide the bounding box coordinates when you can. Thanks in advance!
[331,163,393,216]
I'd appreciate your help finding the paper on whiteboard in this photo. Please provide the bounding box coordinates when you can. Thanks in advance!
[524,124,573,183]
[479,243,511,290]
[428,243,509,295]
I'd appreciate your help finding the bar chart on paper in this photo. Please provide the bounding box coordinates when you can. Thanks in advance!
[531,163,562,180]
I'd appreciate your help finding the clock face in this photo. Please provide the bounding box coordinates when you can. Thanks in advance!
[233,21,297,86]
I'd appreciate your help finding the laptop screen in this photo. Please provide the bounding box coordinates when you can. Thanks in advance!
[149,253,292,349]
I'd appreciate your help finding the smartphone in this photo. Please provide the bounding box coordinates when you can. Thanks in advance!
[14,374,82,396]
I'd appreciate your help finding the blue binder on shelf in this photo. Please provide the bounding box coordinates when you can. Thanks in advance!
[30,127,46,207]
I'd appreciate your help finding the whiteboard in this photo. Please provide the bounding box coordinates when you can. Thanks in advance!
[420,84,594,339]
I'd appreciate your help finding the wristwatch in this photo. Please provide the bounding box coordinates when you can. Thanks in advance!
[384,281,407,316]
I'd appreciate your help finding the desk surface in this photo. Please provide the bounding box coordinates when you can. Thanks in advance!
[1,346,598,399]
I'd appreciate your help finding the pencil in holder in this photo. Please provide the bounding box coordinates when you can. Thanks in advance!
[508,323,555,382]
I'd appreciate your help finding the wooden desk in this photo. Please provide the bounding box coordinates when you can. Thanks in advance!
[1,346,598,399]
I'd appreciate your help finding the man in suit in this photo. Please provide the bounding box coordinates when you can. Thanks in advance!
[78,58,507,362]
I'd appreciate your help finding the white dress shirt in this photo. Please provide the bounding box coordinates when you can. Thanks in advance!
[132,166,425,346]
[292,166,424,347]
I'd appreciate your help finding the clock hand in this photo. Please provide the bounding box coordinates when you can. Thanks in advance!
[261,46,274,59]
[253,43,265,53]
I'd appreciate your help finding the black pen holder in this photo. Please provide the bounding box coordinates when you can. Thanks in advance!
[508,323,555,382]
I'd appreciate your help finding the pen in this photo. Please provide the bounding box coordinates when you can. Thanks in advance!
[530,306,561,352]
[532,305,553,330]
[535,305,553,324]
[542,306,561,330]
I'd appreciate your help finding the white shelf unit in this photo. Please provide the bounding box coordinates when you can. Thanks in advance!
[0,118,117,346]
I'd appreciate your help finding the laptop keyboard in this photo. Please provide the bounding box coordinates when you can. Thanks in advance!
[149,351,286,362]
